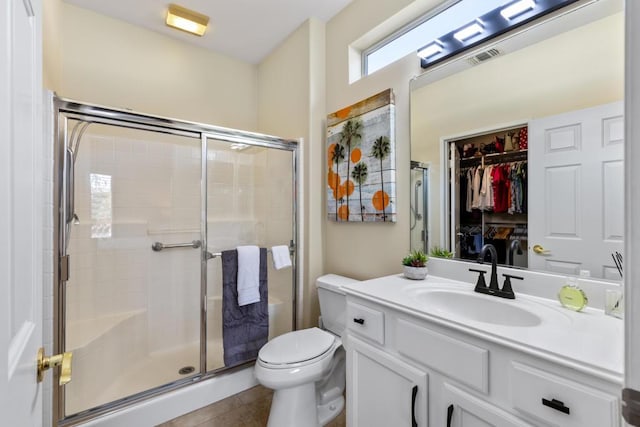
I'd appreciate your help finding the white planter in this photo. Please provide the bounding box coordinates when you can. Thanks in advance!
[403,265,428,280]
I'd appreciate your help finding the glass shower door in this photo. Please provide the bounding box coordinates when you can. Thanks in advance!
[205,138,295,371]
[62,122,203,415]
[410,163,429,253]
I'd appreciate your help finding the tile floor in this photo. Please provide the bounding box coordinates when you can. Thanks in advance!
[158,385,346,427]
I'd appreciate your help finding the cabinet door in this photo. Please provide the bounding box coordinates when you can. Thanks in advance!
[347,335,428,427]
[443,383,533,427]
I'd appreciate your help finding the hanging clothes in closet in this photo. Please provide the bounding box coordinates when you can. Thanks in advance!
[461,161,527,215]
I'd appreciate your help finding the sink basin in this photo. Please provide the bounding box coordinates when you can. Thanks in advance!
[406,288,569,327]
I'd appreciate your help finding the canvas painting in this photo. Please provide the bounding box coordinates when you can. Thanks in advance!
[327,89,396,222]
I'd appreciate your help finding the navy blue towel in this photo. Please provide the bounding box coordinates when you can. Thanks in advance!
[221,248,268,366]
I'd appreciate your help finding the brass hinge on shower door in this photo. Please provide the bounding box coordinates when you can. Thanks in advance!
[37,347,73,385]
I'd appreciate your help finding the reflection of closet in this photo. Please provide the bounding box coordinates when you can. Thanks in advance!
[450,126,528,267]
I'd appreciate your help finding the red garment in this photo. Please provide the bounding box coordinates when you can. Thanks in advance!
[519,127,528,150]
[492,165,510,213]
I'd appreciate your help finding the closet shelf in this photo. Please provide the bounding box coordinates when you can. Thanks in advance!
[460,149,528,166]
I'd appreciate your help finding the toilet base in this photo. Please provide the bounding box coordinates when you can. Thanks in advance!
[318,394,344,426]
[267,382,318,427]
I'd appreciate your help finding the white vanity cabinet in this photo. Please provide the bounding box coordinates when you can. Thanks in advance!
[345,300,428,426]
[343,293,622,427]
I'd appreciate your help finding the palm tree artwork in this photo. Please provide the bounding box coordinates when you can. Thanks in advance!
[339,119,363,221]
[351,162,368,221]
[326,89,396,223]
[371,135,391,221]
[330,142,345,221]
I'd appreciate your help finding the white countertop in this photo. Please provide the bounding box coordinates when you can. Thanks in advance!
[342,273,624,383]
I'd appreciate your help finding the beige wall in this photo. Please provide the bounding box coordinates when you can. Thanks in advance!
[43,0,62,90]
[52,3,258,130]
[44,3,328,328]
[257,19,326,328]
[411,13,624,248]
[324,0,437,280]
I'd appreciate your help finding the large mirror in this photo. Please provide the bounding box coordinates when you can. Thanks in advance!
[410,0,624,280]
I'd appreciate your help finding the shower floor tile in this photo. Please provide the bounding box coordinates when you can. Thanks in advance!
[158,385,346,427]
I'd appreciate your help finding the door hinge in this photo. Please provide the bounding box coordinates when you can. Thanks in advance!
[59,255,69,282]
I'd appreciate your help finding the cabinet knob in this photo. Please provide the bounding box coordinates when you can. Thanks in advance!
[353,318,365,325]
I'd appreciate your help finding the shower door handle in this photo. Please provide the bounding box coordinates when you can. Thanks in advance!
[414,182,422,221]
[65,148,75,226]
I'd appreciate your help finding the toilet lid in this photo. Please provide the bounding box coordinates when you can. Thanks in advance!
[259,327,335,365]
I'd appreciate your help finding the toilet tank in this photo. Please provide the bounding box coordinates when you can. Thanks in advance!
[317,274,358,337]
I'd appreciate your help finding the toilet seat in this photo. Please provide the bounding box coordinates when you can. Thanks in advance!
[258,327,336,368]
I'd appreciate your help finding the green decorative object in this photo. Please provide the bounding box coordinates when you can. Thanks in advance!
[402,250,428,267]
[429,246,453,259]
[402,250,428,280]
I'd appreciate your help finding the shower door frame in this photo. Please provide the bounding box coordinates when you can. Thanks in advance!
[52,96,299,426]
[410,161,430,253]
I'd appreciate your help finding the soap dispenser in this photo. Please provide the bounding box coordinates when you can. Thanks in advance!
[558,277,588,312]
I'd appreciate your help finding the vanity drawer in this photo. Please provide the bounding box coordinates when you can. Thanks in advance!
[396,318,489,393]
[510,362,619,427]
[346,301,384,345]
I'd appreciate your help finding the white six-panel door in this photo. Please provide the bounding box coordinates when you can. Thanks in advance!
[528,102,624,280]
[0,0,43,425]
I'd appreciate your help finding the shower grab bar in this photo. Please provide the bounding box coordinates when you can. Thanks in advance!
[151,240,202,252]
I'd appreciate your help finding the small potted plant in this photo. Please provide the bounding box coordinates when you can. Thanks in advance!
[429,246,453,259]
[402,250,429,280]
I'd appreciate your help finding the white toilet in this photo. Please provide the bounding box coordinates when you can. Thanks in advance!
[254,274,357,427]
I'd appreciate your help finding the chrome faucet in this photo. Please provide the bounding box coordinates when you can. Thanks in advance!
[507,239,523,266]
[469,243,521,299]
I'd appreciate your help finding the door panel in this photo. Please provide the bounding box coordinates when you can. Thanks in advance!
[443,383,533,427]
[347,335,428,427]
[529,102,624,278]
[205,139,295,371]
[545,165,580,237]
[62,123,202,416]
[1,0,43,425]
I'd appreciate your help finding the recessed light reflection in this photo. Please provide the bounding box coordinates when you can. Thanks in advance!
[454,21,484,42]
[500,0,536,20]
[417,42,444,59]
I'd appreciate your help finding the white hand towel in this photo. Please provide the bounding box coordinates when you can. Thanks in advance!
[237,245,260,306]
[271,245,292,270]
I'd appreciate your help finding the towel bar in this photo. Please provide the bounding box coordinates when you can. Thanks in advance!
[151,240,201,252]
[206,244,294,260]
[206,249,271,260]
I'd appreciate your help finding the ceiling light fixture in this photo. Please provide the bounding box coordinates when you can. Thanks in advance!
[454,21,484,42]
[417,41,444,59]
[501,0,536,20]
[165,4,209,37]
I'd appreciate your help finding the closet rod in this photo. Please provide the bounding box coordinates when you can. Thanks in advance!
[460,149,528,166]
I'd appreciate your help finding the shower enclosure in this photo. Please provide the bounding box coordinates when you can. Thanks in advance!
[410,161,429,253]
[53,97,298,425]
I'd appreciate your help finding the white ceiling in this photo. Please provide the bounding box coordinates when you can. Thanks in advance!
[63,0,353,64]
